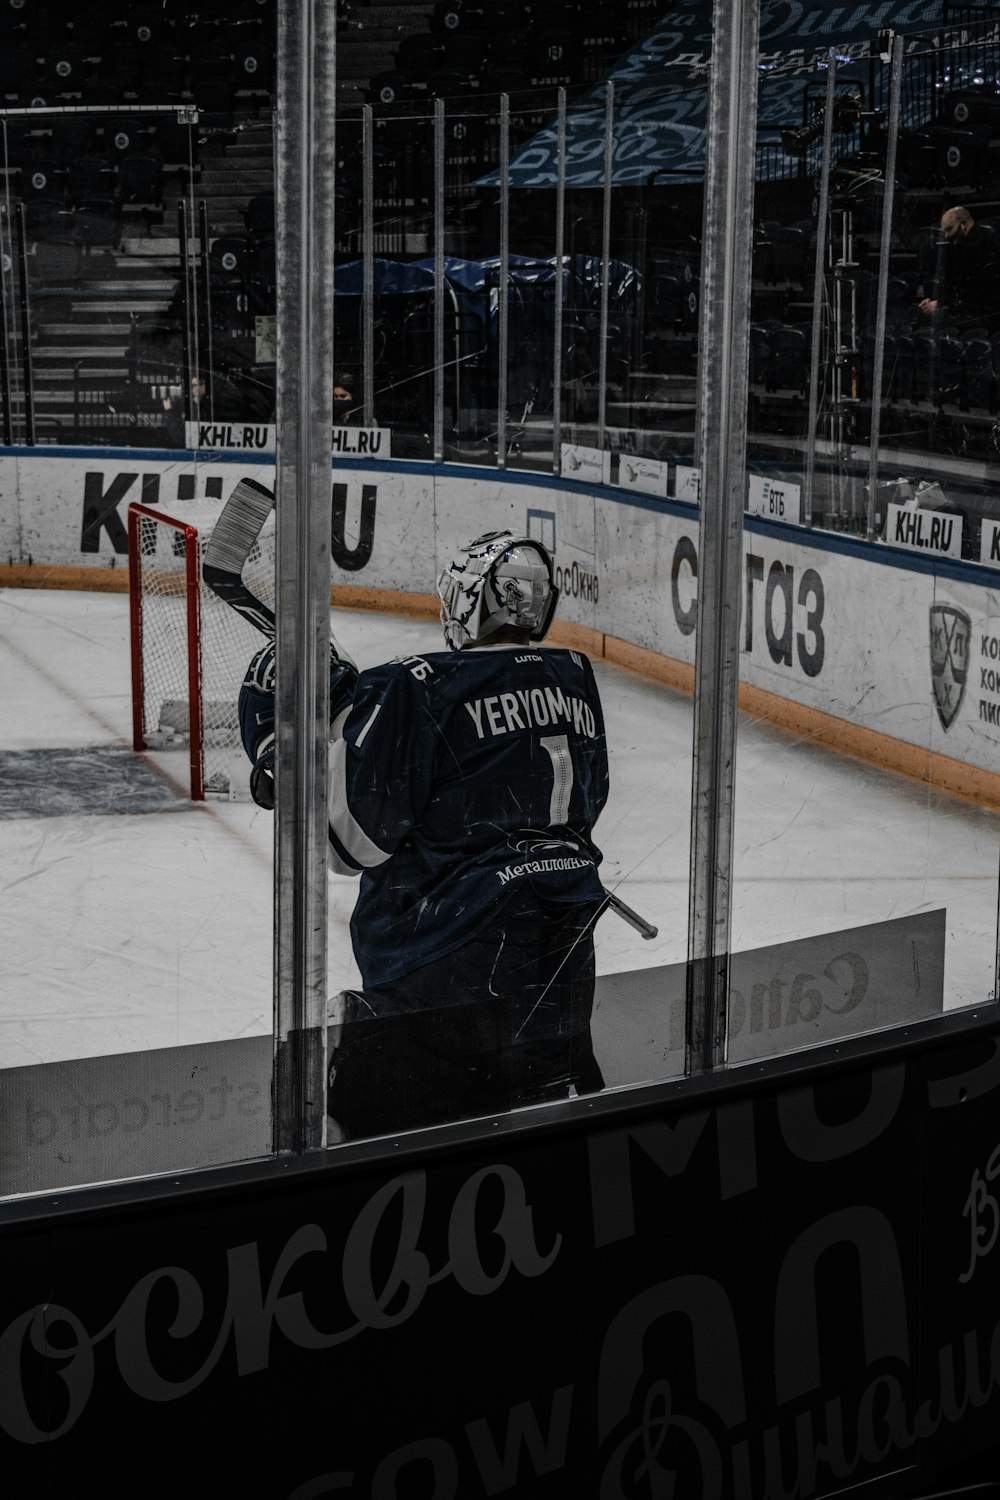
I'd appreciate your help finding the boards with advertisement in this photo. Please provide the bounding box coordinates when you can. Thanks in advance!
[6,449,1000,791]
[0,1009,997,1496]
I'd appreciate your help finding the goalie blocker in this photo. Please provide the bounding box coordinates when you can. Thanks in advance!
[237,529,658,1137]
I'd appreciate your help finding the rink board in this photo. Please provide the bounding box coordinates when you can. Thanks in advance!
[0,909,944,1196]
[0,1005,996,1495]
[3,447,1000,802]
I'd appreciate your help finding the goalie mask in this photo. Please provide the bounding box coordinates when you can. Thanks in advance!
[436,530,559,651]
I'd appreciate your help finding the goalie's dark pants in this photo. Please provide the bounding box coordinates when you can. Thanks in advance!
[328,894,605,1139]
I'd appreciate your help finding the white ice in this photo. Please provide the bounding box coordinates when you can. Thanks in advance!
[2,585,998,1070]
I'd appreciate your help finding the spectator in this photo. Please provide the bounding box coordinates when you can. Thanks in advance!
[918,205,999,330]
[161,368,247,446]
[333,371,355,423]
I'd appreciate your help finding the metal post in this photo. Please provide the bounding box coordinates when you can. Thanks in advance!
[803,53,838,529]
[433,97,445,462]
[686,0,760,1076]
[0,123,14,447]
[497,93,510,469]
[597,81,614,453]
[866,32,903,540]
[177,200,194,429]
[14,203,34,446]
[362,104,375,428]
[0,249,10,446]
[273,0,338,1154]
[198,199,214,419]
[552,88,566,474]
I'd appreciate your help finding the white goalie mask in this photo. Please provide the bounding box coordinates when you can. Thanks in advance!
[436,530,559,651]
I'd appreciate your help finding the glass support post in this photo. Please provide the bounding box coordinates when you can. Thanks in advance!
[803,52,838,529]
[273,0,338,1153]
[686,0,760,1075]
[362,105,375,429]
[14,203,33,446]
[866,31,903,540]
[597,81,614,453]
[552,88,566,474]
[497,94,510,469]
[434,97,445,463]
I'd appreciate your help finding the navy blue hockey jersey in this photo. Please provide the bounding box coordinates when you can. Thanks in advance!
[327,645,609,989]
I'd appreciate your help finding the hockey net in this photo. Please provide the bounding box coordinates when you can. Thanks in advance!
[128,500,275,798]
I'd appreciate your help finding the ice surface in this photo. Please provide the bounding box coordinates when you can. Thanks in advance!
[2,585,998,1070]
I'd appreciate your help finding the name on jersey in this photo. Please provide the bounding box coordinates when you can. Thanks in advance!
[464,688,597,740]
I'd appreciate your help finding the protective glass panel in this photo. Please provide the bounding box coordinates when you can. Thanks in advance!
[729,23,1000,1066]
[323,66,699,1144]
[0,80,276,1198]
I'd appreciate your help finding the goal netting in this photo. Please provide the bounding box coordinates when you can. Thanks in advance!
[128,499,276,798]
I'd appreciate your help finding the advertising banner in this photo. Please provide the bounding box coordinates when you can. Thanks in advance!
[0,1013,996,1494]
[593,909,945,1085]
[0,1037,271,1196]
[8,450,1000,784]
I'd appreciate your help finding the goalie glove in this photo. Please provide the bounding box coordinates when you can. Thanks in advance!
[239,644,277,809]
[238,641,360,810]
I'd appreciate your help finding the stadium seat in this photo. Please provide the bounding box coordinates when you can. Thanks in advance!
[912,224,943,290]
[243,192,275,240]
[232,37,274,97]
[426,64,478,100]
[71,199,124,250]
[247,232,276,313]
[990,331,1000,406]
[187,43,241,108]
[479,63,531,98]
[749,324,770,385]
[40,43,92,98]
[117,150,164,207]
[935,88,1000,131]
[887,332,914,404]
[367,72,411,108]
[31,239,82,284]
[20,156,67,200]
[908,326,939,402]
[528,30,578,87]
[960,328,994,411]
[120,2,172,47]
[100,116,154,160]
[884,274,915,330]
[935,329,965,407]
[444,28,493,78]
[149,114,197,167]
[768,221,811,286]
[0,47,43,104]
[394,32,445,83]
[767,323,809,393]
[137,48,189,102]
[485,33,531,72]
[895,130,937,189]
[210,233,250,277]
[45,117,94,169]
[430,0,485,40]
[68,154,119,204]
[931,126,990,190]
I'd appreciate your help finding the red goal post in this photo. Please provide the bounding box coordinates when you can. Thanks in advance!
[128,501,274,800]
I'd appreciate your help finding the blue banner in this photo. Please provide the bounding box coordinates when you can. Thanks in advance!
[487,0,946,187]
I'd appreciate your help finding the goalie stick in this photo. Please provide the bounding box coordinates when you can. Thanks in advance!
[203,474,357,672]
[202,475,278,636]
[605,890,658,940]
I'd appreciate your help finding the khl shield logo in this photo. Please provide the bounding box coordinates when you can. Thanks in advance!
[930,604,970,730]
